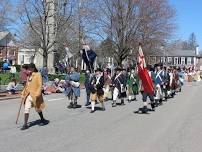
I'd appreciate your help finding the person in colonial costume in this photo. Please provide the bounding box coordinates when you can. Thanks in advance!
[139,66,156,113]
[112,67,127,107]
[103,69,112,101]
[84,70,93,106]
[127,68,139,102]
[90,68,105,113]
[65,67,81,109]
[154,64,165,105]
[170,68,179,97]
[21,63,48,130]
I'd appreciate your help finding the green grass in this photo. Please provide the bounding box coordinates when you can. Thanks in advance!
[0,72,86,85]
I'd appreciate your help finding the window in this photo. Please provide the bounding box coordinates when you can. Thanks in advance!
[167,57,172,64]
[161,57,165,63]
[174,57,178,65]
[187,57,192,65]
[181,57,185,65]
[20,55,24,64]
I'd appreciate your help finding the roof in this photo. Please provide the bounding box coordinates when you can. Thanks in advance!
[166,49,196,57]
[149,49,197,57]
[0,31,10,41]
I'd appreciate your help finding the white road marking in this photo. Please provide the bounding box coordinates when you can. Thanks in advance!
[47,98,65,101]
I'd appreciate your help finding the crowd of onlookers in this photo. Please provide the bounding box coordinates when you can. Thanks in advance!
[2,63,202,96]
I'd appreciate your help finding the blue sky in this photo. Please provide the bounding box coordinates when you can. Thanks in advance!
[169,0,202,48]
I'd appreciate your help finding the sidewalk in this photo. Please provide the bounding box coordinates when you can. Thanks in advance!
[0,92,21,101]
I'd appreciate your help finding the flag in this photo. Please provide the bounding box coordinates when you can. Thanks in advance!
[65,46,73,59]
[138,45,154,93]
[82,44,97,71]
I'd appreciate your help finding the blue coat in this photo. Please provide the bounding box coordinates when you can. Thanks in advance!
[84,73,93,94]
[154,70,165,85]
[64,72,80,97]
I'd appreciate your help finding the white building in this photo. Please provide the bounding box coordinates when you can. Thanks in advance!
[147,47,200,67]
[18,48,44,68]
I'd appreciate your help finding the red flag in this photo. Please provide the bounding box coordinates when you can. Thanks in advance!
[138,45,154,93]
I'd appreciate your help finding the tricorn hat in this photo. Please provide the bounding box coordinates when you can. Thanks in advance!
[28,63,36,69]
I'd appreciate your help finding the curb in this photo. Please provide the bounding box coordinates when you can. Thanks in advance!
[0,96,20,101]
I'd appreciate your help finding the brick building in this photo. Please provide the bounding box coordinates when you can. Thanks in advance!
[0,31,18,65]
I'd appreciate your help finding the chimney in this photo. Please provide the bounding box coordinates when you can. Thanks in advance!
[196,45,199,55]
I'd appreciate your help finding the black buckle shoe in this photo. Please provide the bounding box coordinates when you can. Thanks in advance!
[21,124,29,130]
[142,106,148,113]
[67,103,73,109]
[151,103,155,111]
[90,110,95,113]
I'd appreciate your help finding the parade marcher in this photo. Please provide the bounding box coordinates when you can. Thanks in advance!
[154,64,165,104]
[65,67,81,109]
[90,68,105,113]
[194,69,201,82]
[21,63,48,130]
[163,66,171,101]
[112,67,127,107]
[170,68,179,97]
[84,70,93,106]
[177,68,185,92]
[103,69,112,101]
[139,66,156,113]
[127,68,139,102]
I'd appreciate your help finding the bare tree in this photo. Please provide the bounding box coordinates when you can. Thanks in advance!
[0,0,12,30]
[18,0,74,67]
[86,0,176,66]
[188,32,198,50]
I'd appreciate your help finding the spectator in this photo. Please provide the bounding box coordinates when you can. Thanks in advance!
[6,79,18,94]
[20,65,30,86]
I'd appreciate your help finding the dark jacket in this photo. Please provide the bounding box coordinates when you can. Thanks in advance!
[112,73,127,93]
[91,75,104,96]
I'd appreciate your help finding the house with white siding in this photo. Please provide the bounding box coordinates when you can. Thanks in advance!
[146,47,200,67]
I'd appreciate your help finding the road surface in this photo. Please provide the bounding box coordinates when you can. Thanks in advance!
[0,82,202,152]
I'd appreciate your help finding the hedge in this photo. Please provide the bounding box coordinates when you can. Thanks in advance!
[0,72,86,85]
[0,73,20,85]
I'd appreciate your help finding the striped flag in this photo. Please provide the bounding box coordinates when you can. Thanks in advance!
[138,44,154,93]
[65,46,73,59]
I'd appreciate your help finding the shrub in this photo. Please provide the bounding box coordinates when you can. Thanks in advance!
[0,73,20,85]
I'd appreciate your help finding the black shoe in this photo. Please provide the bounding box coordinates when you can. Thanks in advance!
[73,103,77,109]
[151,103,155,111]
[142,106,148,113]
[67,103,73,109]
[159,99,163,105]
[38,119,49,126]
[85,103,91,106]
[121,101,125,106]
[101,107,106,111]
[21,124,29,130]
[90,110,95,113]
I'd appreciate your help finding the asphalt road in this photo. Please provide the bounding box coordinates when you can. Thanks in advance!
[0,82,202,152]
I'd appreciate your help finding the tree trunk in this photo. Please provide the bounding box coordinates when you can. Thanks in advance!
[43,50,48,67]
[117,56,123,68]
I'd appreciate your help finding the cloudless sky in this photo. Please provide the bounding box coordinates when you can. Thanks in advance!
[10,0,202,49]
[169,0,202,49]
